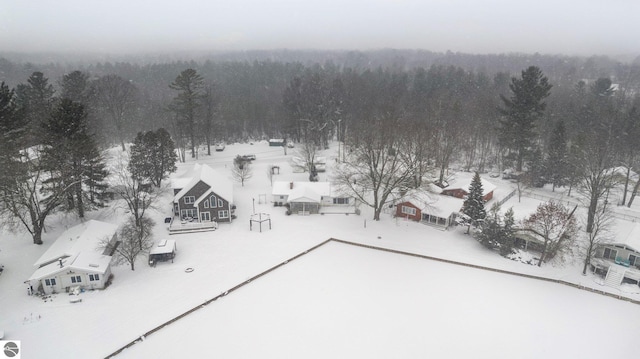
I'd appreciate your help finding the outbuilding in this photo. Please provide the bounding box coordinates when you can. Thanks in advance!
[149,239,177,266]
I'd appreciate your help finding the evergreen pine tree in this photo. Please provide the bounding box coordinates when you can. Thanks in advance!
[170,69,204,158]
[463,172,486,233]
[498,66,552,171]
[527,147,547,188]
[0,82,26,191]
[499,208,516,256]
[41,99,107,218]
[546,119,568,191]
[129,128,177,187]
[16,72,55,145]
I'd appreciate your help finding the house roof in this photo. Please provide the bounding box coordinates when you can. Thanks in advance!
[289,186,323,203]
[400,189,463,218]
[29,252,112,281]
[444,176,496,196]
[33,220,118,268]
[150,239,177,255]
[173,164,233,204]
[273,181,332,203]
[613,221,640,253]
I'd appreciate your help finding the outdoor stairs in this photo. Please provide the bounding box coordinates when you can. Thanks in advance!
[604,267,624,287]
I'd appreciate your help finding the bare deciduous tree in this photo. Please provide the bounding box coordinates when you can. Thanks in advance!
[232,156,253,187]
[523,202,578,267]
[110,152,163,227]
[94,74,138,151]
[102,217,154,271]
[581,200,614,275]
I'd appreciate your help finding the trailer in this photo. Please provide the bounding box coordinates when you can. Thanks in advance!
[148,239,177,267]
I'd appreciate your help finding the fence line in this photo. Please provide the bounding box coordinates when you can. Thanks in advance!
[521,190,640,222]
[105,237,640,358]
[495,189,517,207]
[104,239,332,358]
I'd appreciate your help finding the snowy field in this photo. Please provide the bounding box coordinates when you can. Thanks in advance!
[119,241,640,359]
[1,140,640,358]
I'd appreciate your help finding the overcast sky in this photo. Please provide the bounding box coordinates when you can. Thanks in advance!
[1,0,638,57]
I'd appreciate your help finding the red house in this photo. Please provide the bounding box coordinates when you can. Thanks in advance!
[441,177,496,202]
[395,189,463,229]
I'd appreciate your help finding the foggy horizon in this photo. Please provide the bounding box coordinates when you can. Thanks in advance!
[2,0,639,60]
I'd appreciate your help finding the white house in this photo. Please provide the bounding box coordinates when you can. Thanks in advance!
[272,181,356,214]
[28,220,118,295]
[591,222,640,286]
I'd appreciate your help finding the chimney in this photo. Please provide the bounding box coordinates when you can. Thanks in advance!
[58,258,63,268]
[290,182,294,189]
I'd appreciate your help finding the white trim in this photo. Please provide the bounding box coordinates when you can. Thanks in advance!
[401,205,416,216]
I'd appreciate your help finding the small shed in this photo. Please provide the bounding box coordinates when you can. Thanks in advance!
[269,139,285,147]
[149,239,177,267]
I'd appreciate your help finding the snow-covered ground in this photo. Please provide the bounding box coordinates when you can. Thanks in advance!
[1,140,639,358]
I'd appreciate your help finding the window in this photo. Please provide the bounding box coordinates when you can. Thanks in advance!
[181,208,197,219]
[218,199,224,207]
[89,274,100,281]
[201,212,211,221]
[204,200,209,208]
[603,248,617,260]
[71,275,82,283]
[630,254,638,266]
[45,278,56,286]
[210,195,217,208]
[401,205,416,216]
[333,197,349,205]
[184,196,195,204]
[218,210,229,219]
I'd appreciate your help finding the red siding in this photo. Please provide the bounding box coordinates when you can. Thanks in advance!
[442,189,494,202]
[396,202,422,221]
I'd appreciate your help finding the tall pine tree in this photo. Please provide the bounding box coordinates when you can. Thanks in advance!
[169,69,204,159]
[498,66,552,171]
[463,172,486,233]
[546,119,568,191]
[41,99,108,218]
[129,128,177,187]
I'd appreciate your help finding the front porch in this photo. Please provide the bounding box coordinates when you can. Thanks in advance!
[167,217,218,235]
[319,205,358,215]
[591,257,640,286]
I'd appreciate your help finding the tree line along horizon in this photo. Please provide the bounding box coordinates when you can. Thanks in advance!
[1,59,639,270]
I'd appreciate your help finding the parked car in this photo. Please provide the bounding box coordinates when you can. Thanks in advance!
[241,154,256,161]
[215,144,225,151]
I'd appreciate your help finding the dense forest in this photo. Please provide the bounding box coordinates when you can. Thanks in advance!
[1,49,640,232]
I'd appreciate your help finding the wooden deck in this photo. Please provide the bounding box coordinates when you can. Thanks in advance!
[168,219,218,235]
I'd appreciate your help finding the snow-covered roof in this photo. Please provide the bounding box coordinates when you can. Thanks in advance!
[29,252,112,281]
[33,220,118,268]
[173,164,233,203]
[445,176,496,196]
[273,182,332,202]
[613,221,640,252]
[289,186,322,203]
[150,239,177,255]
[400,189,463,218]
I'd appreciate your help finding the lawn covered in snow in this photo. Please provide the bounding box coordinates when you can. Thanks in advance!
[118,240,640,359]
[1,140,640,358]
